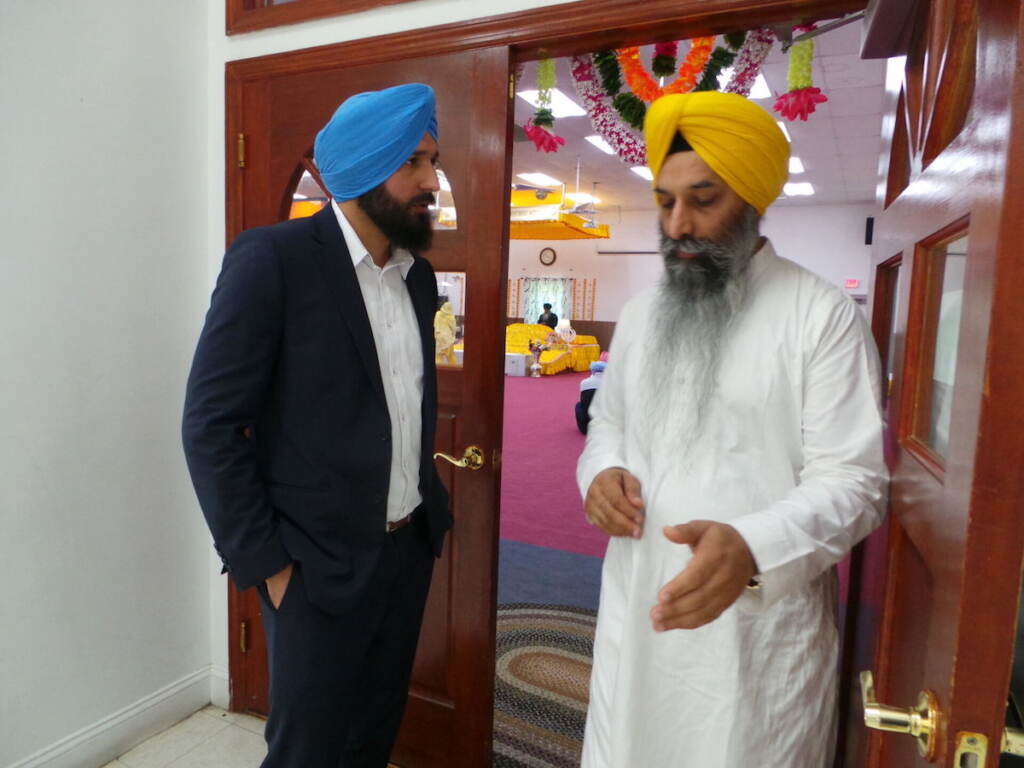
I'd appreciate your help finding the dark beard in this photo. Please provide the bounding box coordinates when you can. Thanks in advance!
[356,183,435,253]
[659,205,762,303]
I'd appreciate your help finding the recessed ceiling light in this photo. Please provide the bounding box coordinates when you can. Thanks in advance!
[631,166,654,181]
[516,89,587,118]
[585,135,615,155]
[293,193,309,200]
[789,157,805,174]
[718,69,771,99]
[517,172,562,187]
[437,169,452,192]
[783,182,815,196]
[566,192,601,205]
[777,121,792,142]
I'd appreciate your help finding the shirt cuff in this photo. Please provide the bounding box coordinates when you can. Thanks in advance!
[728,511,803,613]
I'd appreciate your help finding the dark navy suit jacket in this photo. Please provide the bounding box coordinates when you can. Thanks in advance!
[182,204,451,614]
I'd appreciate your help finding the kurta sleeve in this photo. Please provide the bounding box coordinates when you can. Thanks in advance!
[730,296,888,611]
[576,300,639,498]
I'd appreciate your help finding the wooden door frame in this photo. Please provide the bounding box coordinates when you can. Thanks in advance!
[223,0,869,727]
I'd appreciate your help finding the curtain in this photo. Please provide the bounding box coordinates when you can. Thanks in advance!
[521,277,573,323]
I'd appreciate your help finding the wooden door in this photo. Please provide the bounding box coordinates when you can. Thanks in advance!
[843,0,1024,765]
[225,47,513,767]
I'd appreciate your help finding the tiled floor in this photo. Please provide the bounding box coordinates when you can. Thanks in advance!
[102,706,268,768]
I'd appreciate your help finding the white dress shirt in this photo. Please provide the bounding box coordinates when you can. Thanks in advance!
[332,200,424,526]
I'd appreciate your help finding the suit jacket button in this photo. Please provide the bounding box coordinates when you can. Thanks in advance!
[381,433,390,442]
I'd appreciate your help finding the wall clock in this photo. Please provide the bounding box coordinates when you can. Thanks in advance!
[539,247,557,266]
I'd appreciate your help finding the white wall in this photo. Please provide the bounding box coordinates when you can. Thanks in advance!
[761,202,877,298]
[507,203,878,323]
[0,1,212,766]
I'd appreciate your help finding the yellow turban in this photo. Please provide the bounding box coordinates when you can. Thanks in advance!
[644,92,790,215]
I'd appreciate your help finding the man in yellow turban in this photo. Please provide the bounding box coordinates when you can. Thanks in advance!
[577,91,887,767]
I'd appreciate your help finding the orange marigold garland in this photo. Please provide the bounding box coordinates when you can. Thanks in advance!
[616,37,716,102]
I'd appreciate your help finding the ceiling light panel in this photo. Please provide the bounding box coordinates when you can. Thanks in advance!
[516,89,587,118]
[630,166,654,181]
[517,172,562,187]
[789,157,805,174]
[783,182,815,196]
[585,135,615,155]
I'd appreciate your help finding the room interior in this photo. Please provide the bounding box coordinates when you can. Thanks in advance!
[1,5,894,768]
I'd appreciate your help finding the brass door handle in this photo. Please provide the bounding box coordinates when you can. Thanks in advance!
[860,671,938,759]
[433,445,485,471]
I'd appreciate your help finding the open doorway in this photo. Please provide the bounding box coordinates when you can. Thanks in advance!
[492,23,889,767]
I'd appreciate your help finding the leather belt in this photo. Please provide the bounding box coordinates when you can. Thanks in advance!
[387,512,415,533]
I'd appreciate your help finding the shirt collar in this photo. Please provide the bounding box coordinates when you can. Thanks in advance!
[331,199,415,279]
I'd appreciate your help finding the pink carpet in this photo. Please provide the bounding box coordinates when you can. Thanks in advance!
[500,372,610,558]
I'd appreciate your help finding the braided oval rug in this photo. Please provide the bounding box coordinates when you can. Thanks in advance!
[493,604,597,767]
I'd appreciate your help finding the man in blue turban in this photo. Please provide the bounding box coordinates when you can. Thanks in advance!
[183,83,452,768]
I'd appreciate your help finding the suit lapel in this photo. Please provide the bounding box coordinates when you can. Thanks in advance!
[310,205,386,399]
[405,259,436,372]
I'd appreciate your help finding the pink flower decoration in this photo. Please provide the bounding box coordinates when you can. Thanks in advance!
[724,27,775,97]
[654,41,678,59]
[569,55,646,165]
[773,87,828,121]
[524,120,567,153]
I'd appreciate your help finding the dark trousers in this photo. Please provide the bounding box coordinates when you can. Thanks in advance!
[256,518,435,768]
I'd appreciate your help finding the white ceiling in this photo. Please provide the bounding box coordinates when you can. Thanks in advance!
[511,20,888,211]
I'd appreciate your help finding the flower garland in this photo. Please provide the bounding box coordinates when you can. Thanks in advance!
[617,37,716,102]
[524,58,566,152]
[651,41,678,78]
[774,25,827,121]
[593,50,647,130]
[723,27,775,97]
[569,54,646,165]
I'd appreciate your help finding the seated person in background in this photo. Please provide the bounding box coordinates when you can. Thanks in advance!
[575,360,606,435]
[434,296,457,366]
[538,302,558,329]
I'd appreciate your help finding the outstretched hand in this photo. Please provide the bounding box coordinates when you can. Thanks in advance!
[651,521,756,631]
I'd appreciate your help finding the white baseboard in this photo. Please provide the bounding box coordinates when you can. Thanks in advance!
[209,665,230,711]
[9,667,213,768]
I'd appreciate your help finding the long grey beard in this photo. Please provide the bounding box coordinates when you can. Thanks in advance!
[639,206,761,466]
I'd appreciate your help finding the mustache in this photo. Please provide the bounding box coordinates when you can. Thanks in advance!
[661,233,733,260]
[408,194,436,208]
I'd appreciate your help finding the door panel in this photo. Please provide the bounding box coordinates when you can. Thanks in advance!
[843,0,1024,765]
[225,47,513,767]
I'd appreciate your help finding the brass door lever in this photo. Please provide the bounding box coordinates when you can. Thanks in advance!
[433,446,485,471]
[860,670,938,759]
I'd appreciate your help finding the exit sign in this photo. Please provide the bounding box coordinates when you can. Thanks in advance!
[845,278,861,290]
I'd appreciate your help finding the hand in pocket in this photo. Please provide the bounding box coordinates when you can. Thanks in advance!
[265,563,294,610]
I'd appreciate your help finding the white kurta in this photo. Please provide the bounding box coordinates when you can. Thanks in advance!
[577,241,887,767]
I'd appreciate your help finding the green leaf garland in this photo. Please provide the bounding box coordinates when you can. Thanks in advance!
[593,51,623,96]
[695,46,739,91]
[612,92,647,130]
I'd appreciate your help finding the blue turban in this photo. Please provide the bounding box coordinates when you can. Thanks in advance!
[314,83,438,202]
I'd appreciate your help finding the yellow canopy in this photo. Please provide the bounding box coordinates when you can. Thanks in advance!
[509,189,610,240]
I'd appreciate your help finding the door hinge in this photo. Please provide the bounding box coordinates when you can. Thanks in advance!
[954,732,987,766]
[509,74,515,99]
[240,620,248,653]
[237,133,246,169]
